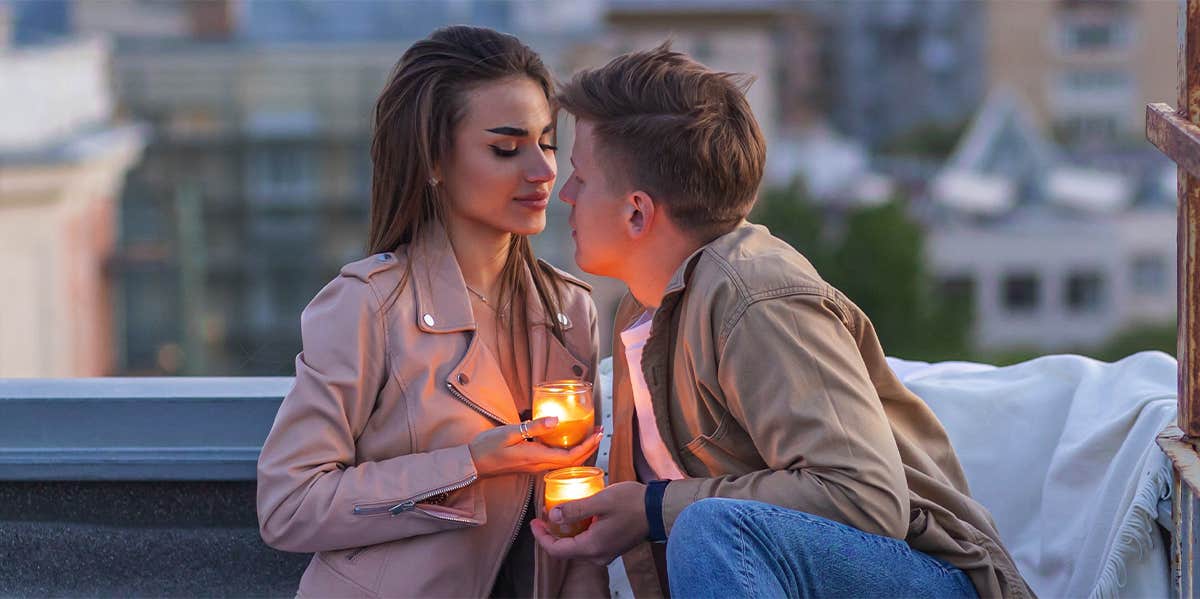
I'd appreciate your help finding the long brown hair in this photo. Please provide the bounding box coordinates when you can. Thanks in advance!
[368,25,564,336]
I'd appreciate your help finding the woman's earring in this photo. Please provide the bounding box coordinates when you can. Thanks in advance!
[429,177,440,187]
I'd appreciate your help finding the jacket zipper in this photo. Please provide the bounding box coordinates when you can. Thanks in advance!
[351,474,478,517]
[445,382,510,425]
[507,476,535,550]
[485,475,536,591]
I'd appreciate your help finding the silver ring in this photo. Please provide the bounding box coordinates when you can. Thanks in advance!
[519,420,534,442]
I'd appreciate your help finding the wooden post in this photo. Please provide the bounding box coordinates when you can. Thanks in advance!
[1147,0,1200,436]
[1180,0,1200,437]
[1148,2,1200,595]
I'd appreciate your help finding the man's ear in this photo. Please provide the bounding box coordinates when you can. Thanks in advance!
[624,191,657,239]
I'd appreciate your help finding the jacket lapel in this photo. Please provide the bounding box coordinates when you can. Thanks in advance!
[523,263,588,386]
[410,222,518,424]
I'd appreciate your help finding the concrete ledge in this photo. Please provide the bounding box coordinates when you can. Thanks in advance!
[0,481,308,597]
[0,377,292,480]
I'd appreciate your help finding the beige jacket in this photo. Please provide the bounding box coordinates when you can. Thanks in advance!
[610,222,1034,599]
[256,222,608,598]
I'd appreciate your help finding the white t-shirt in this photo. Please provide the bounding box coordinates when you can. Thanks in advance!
[620,310,688,482]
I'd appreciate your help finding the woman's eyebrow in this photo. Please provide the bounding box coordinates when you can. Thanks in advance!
[485,124,555,136]
[486,126,527,136]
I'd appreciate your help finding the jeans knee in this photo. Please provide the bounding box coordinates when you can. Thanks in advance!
[669,499,743,549]
[667,499,747,579]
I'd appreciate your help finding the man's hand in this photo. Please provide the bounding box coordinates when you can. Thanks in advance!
[530,481,649,566]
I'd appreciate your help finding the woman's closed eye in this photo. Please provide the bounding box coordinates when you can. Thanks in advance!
[490,142,557,158]
[490,144,519,157]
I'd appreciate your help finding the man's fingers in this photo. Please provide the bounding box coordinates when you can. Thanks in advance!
[531,519,605,563]
[549,492,602,524]
[530,518,581,559]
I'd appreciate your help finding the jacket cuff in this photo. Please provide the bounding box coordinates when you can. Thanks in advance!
[659,477,705,536]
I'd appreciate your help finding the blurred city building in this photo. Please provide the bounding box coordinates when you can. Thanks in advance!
[69,0,601,375]
[985,0,1176,147]
[816,0,987,151]
[925,90,1176,352]
[0,4,146,377]
[5,0,1180,373]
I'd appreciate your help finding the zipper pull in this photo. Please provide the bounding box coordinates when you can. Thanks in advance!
[389,499,417,515]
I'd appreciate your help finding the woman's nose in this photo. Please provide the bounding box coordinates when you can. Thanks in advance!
[526,152,556,184]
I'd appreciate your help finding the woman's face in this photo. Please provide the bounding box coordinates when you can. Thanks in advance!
[439,76,557,238]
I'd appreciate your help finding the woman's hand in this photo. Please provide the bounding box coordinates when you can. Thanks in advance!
[469,417,603,478]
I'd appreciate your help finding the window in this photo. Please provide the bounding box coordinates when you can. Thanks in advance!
[1065,271,1106,313]
[247,144,316,205]
[1132,254,1168,295]
[1059,18,1131,53]
[1003,273,1040,313]
[939,275,976,304]
[1061,69,1130,93]
[1057,114,1120,144]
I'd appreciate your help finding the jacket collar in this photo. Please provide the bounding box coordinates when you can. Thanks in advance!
[620,220,756,331]
[409,220,571,335]
[410,220,477,334]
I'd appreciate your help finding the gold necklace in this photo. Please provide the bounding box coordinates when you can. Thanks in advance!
[465,284,490,305]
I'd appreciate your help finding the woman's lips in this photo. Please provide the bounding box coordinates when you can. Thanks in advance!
[514,192,550,210]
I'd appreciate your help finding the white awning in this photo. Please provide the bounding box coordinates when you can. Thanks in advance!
[1047,167,1131,214]
[932,169,1015,216]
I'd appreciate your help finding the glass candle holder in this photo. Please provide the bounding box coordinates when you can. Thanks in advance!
[543,466,605,537]
[532,380,594,449]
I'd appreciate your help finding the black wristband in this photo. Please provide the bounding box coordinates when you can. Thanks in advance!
[644,479,670,543]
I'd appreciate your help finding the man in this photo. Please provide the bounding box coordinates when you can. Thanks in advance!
[529,44,1034,599]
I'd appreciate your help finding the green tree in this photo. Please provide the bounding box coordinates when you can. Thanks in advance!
[880,119,969,159]
[752,181,828,269]
[751,184,972,361]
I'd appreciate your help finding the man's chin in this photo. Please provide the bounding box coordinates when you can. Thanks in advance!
[572,249,602,277]
[573,253,623,282]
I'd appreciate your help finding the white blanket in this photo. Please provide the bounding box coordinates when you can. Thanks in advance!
[597,351,1177,598]
[888,352,1176,599]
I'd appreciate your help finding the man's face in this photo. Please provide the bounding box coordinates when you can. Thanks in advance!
[558,120,631,278]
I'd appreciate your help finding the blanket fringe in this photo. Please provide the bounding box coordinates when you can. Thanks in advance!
[1091,453,1173,599]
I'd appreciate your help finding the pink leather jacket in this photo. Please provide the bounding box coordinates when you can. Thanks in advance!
[256,222,608,598]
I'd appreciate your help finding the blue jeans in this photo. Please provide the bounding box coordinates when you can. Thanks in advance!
[666,498,979,599]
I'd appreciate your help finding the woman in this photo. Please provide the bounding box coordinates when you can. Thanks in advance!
[256,26,608,598]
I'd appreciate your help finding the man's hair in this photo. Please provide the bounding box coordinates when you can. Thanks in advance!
[557,42,766,239]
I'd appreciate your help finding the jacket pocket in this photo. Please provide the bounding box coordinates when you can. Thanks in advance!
[679,414,740,474]
[304,546,390,598]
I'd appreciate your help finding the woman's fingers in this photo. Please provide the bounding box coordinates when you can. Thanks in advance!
[566,432,603,460]
[526,416,560,437]
[497,416,559,446]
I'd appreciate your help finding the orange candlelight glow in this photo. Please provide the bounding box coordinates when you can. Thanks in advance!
[543,466,605,537]
[532,380,594,449]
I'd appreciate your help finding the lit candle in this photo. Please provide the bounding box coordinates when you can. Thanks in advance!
[532,380,594,449]
[543,466,605,537]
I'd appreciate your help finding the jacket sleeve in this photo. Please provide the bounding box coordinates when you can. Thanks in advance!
[256,274,482,553]
[660,294,910,540]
